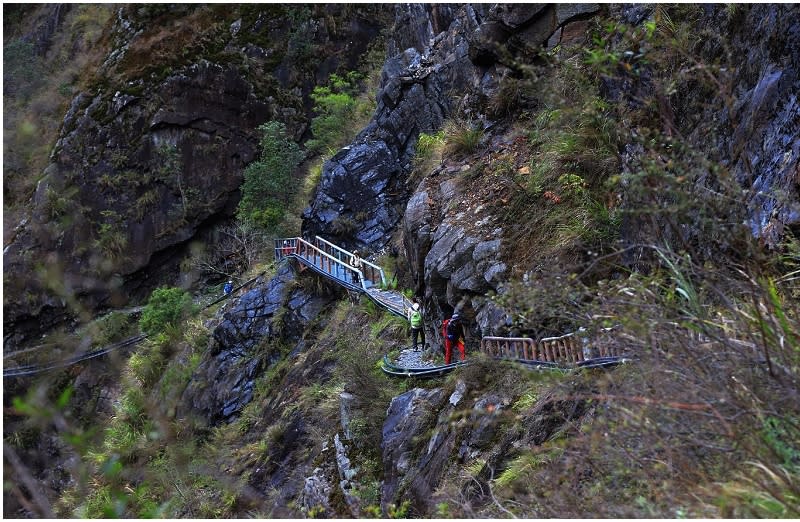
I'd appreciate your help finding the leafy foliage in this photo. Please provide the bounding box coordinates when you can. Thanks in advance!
[139,287,194,336]
[306,72,363,155]
[237,121,304,229]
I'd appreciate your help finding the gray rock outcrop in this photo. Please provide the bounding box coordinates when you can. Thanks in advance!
[722,5,800,245]
[302,5,482,252]
[380,380,515,515]
[380,386,447,514]
[180,263,337,425]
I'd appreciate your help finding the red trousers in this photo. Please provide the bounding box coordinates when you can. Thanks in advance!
[445,338,465,364]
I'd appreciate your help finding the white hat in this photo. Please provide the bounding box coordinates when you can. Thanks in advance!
[412,303,420,310]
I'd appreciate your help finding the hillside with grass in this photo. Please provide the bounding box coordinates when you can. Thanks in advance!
[4,3,800,518]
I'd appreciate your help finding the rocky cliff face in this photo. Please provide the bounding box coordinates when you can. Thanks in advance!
[702,4,799,245]
[297,5,800,510]
[301,4,478,251]
[184,0,607,431]
[304,3,602,336]
[181,263,339,425]
[610,4,800,257]
[3,5,390,348]
[6,3,800,519]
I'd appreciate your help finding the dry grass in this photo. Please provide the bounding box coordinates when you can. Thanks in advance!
[487,239,800,517]
[111,6,230,82]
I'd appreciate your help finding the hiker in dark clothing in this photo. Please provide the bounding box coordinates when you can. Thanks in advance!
[443,313,466,364]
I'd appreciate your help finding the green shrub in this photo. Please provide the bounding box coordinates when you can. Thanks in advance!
[95,222,129,258]
[237,121,303,229]
[139,287,194,336]
[415,130,445,161]
[91,311,134,346]
[306,73,363,155]
[128,342,167,388]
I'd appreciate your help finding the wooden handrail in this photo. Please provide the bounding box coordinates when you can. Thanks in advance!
[481,330,623,364]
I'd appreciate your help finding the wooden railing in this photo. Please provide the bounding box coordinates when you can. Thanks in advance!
[274,236,386,291]
[481,329,624,364]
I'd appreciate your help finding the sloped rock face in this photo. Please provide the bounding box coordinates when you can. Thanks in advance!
[302,5,482,252]
[469,3,600,66]
[611,4,800,254]
[4,60,270,346]
[180,263,338,425]
[716,4,800,245]
[380,380,515,515]
[380,386,448,514]
[396,6,605,343]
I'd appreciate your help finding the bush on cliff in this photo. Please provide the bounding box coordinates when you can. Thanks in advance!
[306,71,360,154]
[237,121,304,230]
[139,287,195,336]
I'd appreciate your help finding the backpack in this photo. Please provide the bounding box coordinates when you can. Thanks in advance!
[446,318,460,339]
[410,310,422,328]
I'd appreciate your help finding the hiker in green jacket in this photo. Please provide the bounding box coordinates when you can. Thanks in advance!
[408,302,425,351]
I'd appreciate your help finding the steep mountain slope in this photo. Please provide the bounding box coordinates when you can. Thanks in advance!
[4,3,799,519]
[3,4,391,348]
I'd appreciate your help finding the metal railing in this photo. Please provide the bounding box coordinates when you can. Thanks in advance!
[274,236,387,291]
[314,236,386,288]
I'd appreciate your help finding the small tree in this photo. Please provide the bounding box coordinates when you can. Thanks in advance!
[306,73,361,155]
[237,121,303,229]
[139,287,194,336]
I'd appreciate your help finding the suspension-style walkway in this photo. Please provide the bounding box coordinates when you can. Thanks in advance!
[6,236,628,380]
[276,236,630,377]
[381,330,629,378]
[274,236,413,318]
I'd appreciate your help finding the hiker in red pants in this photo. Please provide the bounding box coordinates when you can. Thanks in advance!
[443,313,466,364]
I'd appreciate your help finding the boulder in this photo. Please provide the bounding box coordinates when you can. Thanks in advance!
[381,387,447,513]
